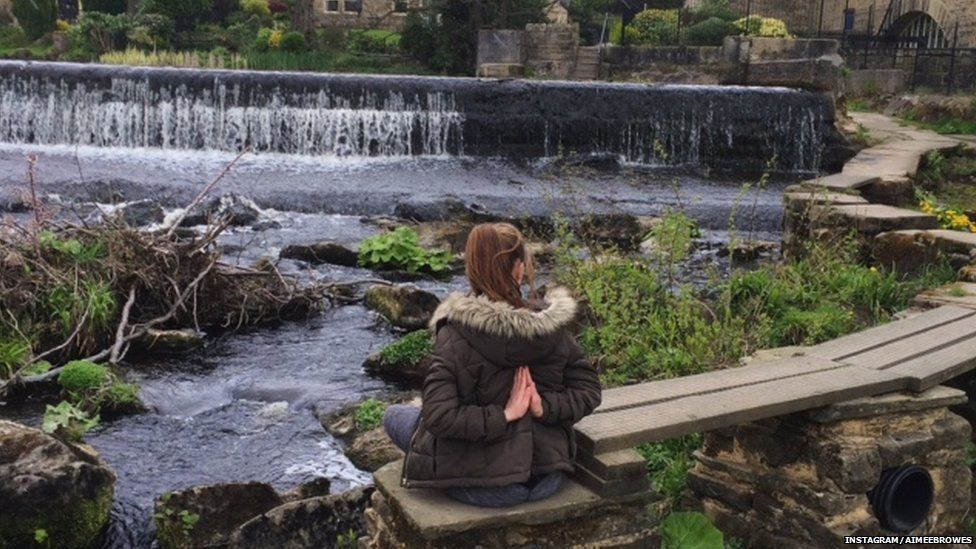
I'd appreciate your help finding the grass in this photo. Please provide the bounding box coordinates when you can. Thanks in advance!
[0,25,54,59]
[903,107,976,136]
[242,50,428,74]
[916,147,976,215]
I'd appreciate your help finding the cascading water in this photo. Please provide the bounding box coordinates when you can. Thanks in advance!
[0,61,846,173]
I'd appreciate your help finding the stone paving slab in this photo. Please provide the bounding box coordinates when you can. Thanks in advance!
[913,282,976,310]
[372,461,650,539]
[783,190,868,206]
[804,386,967,423]
[799,173,878,191]
[817,204,939,232]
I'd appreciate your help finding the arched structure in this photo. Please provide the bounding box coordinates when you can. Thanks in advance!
[888,10,950,47]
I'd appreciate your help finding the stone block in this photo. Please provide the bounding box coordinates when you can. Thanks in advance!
[805,386,967,423]
[477,63,525,79]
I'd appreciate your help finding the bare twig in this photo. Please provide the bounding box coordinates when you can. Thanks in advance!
[109,286,137,364]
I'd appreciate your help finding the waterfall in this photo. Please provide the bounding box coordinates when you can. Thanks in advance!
[0,61,843,172]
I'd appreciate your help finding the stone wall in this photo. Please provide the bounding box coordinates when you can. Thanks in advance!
[523,23,579,78]
[847,49,976,91]
[603,45,725,84]
[688,388,972,546]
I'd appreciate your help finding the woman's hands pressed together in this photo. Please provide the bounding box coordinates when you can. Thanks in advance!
[504,366,544,422]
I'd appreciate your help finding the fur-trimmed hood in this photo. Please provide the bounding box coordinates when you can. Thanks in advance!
[429,286,577,340]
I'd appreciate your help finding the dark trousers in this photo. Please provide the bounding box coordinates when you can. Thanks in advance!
[383,404,565,508]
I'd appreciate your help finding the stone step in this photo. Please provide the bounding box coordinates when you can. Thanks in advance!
[800,172,879,191]
[815,204,939,233]
[914,282,976,311]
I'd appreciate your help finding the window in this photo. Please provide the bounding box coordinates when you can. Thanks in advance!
[843,9,855,33]
[326,0,340,11]
[344,0,362,13]
[394,0,409,13]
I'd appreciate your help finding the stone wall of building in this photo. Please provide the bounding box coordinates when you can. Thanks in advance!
[312,0,417,31]
[523,23,579,78]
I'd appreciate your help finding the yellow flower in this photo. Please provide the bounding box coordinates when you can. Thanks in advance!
[869,266,878,273]
[269,30,284,49]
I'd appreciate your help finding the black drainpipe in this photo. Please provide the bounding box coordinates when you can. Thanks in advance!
[868,465,935,533]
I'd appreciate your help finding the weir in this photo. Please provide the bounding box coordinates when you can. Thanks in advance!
[0,61,847,172]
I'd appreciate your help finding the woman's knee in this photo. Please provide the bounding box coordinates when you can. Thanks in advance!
[382,404,421,452]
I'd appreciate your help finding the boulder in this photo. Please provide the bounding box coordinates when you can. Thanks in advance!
[180,194,262,227]
[118,199,165,227]
[229,487,373,549]
[873,231,941,274]
[251,220,282,232]
[345,427,405,472]
[363,284,440,331]
[412,221,473,254]
[0,420,115,549]
[545,152,622,172]
[393,196,496,223]
[578,213,648,251]
[154,482,283,549]
[281,477,333,503]
[279,241,359,267]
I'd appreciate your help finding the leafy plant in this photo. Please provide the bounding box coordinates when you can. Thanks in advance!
[358,227,453,274]
[34,528,49,547]
[12,0,57,40]
[638,434,703,507]
[354,398,387,431]
[39,231,105,263]
[83,0,128,14]
[42,400,100,441]
[58,360,109,392]
[379,330,432,367]
[734,15,792,38]
[630,9,679,45]
[917,189,976,233]
[660,512,724,549]
[336,529,360,548]
[683,17,736,46]
[140,0,213,31]
[241,0,272,17]
[280,31,306,52]
[0,339,30,379]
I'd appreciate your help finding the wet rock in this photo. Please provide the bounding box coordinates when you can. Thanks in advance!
[412,221,473,254]
[154,482,283,549]
[363,351,432,387]
[346,427,405,472]
[0,420,116,549]
[393,196,496,223]
[131,328,205,354]
[118,199,165,227]
[546,152,622,172]
[251,220,282,232]
[374,269,436,283]
[180,194,262,227]
[229,487,373,549]
[282,477,333,503]
[578,213,648,251]
[364,284,440,331]
[718,240,779,263]
[0,196,29,213]
[279,241,359,267]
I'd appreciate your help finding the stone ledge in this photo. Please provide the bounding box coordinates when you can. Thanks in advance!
[913,282,976,310]
[804,385,967,423]
[372,461,654,540]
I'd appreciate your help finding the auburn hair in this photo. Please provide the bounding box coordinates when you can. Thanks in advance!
[464,223,534,308]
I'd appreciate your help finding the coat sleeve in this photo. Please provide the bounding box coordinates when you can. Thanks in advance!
[539,332,602,425]
[421,325,510,442]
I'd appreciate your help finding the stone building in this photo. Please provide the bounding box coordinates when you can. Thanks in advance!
[724,0,976,48]
[311,0,422,31]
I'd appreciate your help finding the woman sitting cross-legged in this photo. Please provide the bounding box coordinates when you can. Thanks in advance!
[383,222,602,508]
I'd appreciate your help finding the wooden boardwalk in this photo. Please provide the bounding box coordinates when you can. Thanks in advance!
[575,305,976,456]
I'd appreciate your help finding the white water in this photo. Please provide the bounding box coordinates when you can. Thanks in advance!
[0,78,464,156]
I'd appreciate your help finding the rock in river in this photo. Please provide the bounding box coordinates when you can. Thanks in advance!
[364,284,440,331]
[154,482,283,549]
[0,420,116,549]
[229,487,373,549]
[279,241,359,267]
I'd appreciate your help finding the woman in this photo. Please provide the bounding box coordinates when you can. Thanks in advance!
[383,222,602,508]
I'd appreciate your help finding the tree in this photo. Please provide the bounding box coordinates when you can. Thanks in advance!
[139,0,212,31]
[12,0,58,39]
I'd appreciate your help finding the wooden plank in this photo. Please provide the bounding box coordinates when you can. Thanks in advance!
[575,448,647,481]
[574,365,908,454]
[808,306,974,361]
[842,314,976,371]
[596,356,844,414]
[885,335,976,392]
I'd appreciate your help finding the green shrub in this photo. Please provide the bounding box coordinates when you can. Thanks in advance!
[690,0,735,22]
[12,0,57,40]
[354,398,387,431]
[630,9,678,45]
[83,0,127,14]
[0,339,30,379]
[660,511,724,549]
[637,434,703,507]
[140,0,212,31]
[42,400,100,441]
[734,15,792,38]
[58,360,109,392]
[348,29,400,54]
[98,382,141,410]
[358,227,453,274]
[254,27,274,50]
[280,30,306,52]
[684,17,736,46]
[379,330,432,367]
[240,0,271,17]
